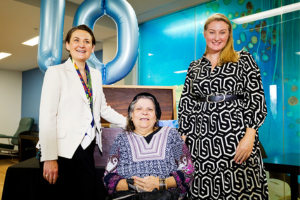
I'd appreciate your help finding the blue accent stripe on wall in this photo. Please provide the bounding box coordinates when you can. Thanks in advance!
[21,68,44,130]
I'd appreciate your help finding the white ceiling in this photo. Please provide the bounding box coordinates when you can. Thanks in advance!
[0,0,210,71]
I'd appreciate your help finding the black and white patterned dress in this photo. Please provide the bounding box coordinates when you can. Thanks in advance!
[178,51,269,199]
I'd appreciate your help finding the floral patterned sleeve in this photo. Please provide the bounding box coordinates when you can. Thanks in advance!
[169,129,194,196]
[241,51,267,130]
[103,135,125,195]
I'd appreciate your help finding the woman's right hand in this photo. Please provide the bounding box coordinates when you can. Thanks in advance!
[43,160,59,184]
[132,176,159,191]
[181,135,187,142]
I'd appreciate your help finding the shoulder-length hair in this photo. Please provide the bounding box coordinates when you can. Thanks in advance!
[204,13,239,66]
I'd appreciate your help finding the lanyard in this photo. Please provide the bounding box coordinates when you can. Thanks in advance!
[72,59,93,113]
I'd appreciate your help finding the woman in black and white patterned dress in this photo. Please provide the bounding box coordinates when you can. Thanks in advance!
[178,13,269,199]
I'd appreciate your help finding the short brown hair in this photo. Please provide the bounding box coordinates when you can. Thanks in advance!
[65,25,96,57]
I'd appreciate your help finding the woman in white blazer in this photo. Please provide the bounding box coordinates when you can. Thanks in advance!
[38,25,126,200]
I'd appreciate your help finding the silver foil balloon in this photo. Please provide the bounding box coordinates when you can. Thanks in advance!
[37,0,65,73]
[73,0,139,84]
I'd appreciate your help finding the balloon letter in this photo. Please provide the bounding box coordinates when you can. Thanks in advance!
[73,0,139,85]
[38,0,65,73]
[104,0,139,85]
[38,0,139,85]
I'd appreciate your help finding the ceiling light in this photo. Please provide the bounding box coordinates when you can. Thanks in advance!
[174,70,187,74]
[296,52,300,55]
[0,52,12,60]
[22,36,39,46]
[232,2,300,24]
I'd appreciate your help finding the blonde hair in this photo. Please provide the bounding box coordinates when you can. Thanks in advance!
[204,13,239,66]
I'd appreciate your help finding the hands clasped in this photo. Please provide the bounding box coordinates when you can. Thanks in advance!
[132,176,159,192]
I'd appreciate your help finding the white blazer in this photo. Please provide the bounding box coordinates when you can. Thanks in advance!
[38,58,126,162]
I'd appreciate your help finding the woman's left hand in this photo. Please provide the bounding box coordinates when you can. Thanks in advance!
[132,176,159,191]
[233,128,256,164]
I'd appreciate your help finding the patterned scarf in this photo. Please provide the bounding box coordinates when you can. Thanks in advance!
[72,59,93,113]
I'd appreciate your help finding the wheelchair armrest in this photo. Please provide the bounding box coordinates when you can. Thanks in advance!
[0,134,18,139]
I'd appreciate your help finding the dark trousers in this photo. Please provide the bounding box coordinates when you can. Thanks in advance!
[40,140,96,200]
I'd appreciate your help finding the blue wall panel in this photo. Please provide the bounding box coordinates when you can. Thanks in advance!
[138,0,300,159]
[139,8,196,86]
[21,68,44,129]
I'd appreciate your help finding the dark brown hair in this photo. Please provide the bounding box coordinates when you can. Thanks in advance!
[65,24,96,57]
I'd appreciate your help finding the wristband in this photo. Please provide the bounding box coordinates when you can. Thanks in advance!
[165,178,168,190]
[159,178,166,190]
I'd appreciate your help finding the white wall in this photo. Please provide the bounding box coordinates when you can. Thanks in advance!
[0,69,22,144]
[103,36,136,85]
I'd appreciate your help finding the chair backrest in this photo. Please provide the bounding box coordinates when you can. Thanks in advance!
[11,118,34,145]
[94,128,124,167]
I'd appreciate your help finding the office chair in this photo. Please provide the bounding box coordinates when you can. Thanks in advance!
[0,117,34,159]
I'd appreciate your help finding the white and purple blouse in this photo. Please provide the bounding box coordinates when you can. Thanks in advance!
[103,126,194,197]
